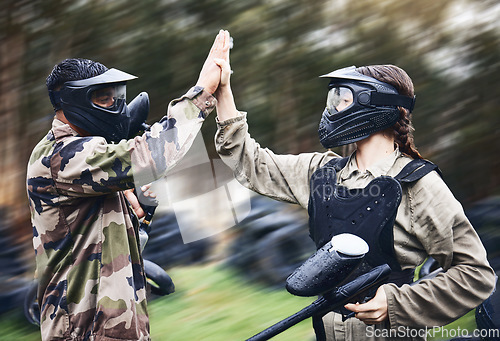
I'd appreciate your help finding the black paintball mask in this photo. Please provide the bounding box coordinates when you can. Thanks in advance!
[318,66,415,148]
[49,68,150,143]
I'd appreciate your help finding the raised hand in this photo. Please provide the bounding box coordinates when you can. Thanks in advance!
[212,33,239,122]
[214,56,232,90]
[196,30,231,94]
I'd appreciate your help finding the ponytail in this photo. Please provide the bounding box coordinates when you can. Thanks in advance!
[392,108,422,159]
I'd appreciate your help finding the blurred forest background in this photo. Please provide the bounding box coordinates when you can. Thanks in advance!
[1,0,499,339]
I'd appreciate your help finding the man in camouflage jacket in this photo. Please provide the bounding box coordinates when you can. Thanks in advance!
[27,30,231,341]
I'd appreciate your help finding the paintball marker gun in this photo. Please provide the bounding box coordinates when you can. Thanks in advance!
[246,233,392,341]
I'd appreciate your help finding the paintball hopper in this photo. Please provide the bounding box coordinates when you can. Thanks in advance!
[286,233,368,297]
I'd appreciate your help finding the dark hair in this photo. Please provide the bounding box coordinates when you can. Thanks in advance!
[356,65,423,159]
[46,58,108,91]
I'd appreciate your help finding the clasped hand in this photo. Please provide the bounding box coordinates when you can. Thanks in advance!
[344,286,388,324]
[124,184,156,219]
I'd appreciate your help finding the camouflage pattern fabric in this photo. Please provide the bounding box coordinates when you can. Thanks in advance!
[27,86,216,341]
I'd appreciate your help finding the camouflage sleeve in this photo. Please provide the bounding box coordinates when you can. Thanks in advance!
[53,86,216,196]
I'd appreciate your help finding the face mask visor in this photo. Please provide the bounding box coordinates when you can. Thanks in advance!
[326,86,354,116]
[90,83,127,112]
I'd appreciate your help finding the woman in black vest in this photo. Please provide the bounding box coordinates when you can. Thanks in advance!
[212,53,495,340]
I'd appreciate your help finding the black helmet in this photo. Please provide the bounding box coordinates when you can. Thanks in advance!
[50,68,149,143]
[318,66,415,148]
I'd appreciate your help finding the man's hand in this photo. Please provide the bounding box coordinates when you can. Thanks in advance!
[123,184,157,219]
[344,286,388,325]
[196,29,231,94]
[124,189,145,219]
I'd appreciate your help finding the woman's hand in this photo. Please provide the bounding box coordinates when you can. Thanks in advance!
[212,41,239,121]
[344,286,388,325]
[214,57,232,89]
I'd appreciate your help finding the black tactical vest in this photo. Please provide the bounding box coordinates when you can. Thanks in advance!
[308,157,440,280]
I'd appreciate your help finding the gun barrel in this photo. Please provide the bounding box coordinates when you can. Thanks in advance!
[246,297,330,341]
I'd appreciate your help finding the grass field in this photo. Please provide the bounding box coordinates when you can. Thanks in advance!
[0,262,476,341]
[0,263,315,341]
[148,263,315,340]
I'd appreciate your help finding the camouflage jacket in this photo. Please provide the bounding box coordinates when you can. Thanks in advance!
[27,86,216,341]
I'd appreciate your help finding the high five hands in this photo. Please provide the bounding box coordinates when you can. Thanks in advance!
[196,29,231,94]
[208,30,238,121]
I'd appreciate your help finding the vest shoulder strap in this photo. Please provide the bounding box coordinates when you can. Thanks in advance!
[323,156,349,171]
[394,159,442,183]
[322,156,441,183]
